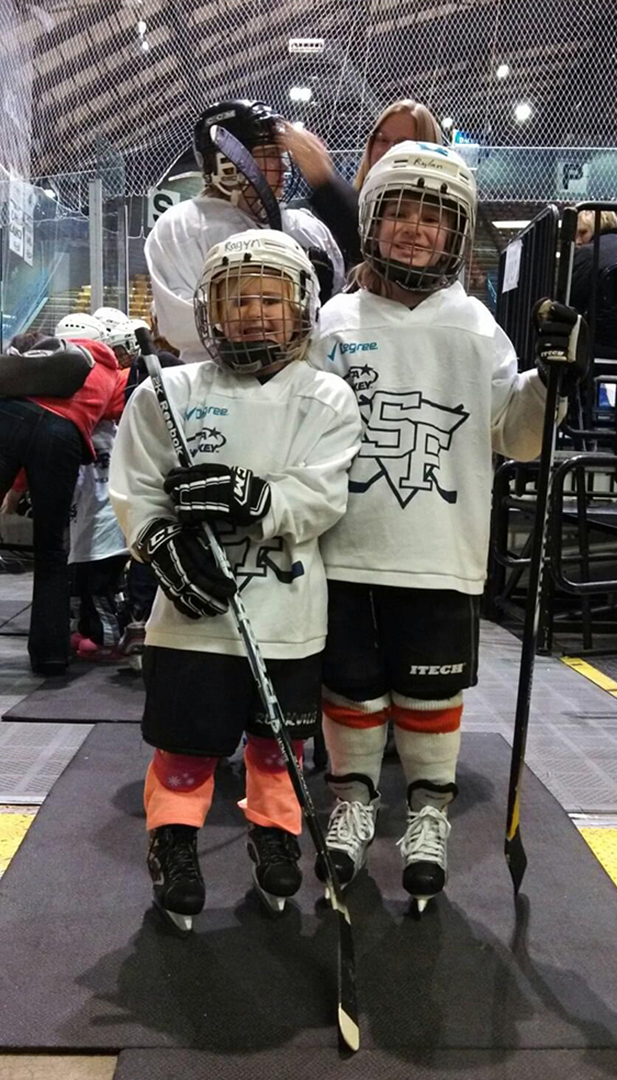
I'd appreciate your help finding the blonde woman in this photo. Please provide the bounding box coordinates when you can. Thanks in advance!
[282,100,442,266]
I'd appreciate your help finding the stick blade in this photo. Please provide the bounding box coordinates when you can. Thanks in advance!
[505,825,528,895]
[335,906,360,1051]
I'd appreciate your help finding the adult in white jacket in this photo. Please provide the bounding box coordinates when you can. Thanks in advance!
[145,99,345,363]
[110,231,361,932]
[308,142,588,914]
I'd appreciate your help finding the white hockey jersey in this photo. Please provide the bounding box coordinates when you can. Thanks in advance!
[109,359,361,658]
[145,196,346,362]
[69,421,128,564]
[310,282,552,595]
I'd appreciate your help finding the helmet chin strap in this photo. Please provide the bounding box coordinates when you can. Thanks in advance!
[216,335,288,375]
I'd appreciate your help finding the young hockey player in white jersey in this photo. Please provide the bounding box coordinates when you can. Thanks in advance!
[110,230,361,931]
[310,142,588,913]
[145,99,345,363]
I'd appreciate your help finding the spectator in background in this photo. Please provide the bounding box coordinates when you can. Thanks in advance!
[282,100,442,267]
[0,321,125,676]
[571,210,617,359]
[69,417,129,663]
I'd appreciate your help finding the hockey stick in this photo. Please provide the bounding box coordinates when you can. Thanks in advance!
[504,206,578,894]
[210,124,283,231]
[134,327,359,1052]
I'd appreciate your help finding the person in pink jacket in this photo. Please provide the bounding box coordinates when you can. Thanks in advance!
[0,334,125,675]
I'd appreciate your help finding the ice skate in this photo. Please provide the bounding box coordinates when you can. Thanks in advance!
[247,825,302,915]
[315,775,380,895]
[119,620,146,672]
[398,781,457,917]
[147,824,205,935]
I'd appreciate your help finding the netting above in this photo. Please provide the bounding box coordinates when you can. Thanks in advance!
[10,0,617,197]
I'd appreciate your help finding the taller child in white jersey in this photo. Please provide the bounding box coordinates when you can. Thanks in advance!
[145,99,345,363]
[110,231,361,932]
[310,142,587,913]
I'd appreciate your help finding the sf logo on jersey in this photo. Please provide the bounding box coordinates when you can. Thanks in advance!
[187,426,227,457]
[352,390,469,507]
[217,526,304,592]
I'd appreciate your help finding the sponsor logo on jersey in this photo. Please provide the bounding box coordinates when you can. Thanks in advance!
[350,389,469,508]
[409,663,465,675]
[187,426,227,456]
[344,364,379,393]
[186,404,229,419]
[327,340,378,362]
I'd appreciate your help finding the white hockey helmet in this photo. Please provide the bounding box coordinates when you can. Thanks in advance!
[194,229,320,374]
[359,141,477,291]
[93,306,129,336]
[54,312,108,341]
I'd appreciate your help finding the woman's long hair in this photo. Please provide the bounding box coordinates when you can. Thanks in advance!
[353,100,442,191]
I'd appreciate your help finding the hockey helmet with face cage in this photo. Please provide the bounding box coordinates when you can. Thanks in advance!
[193,100,283,192]
[194,229,320,375]
[359,141,477,292]
[55,312,108,342]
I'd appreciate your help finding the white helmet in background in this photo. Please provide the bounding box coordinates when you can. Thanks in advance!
[104,319,139,355]
[54,312,108,341]
[195,229,320,374]
[93,306,128,334]
[359,141,477,291]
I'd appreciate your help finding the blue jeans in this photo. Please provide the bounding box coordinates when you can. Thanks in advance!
[0,400,84,671]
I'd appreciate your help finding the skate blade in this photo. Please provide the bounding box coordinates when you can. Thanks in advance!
[251,867,286,915]
[410,895,433,919]
[153,898,193,937]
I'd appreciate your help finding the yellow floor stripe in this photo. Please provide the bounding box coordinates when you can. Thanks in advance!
[561,655,617,697]
[579,828,617,887]
[0,813,36,878]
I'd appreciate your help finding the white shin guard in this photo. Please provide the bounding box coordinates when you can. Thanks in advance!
[393,708,462,791]
[322,711,388,799]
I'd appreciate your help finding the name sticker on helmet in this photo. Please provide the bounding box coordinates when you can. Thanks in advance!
[224,238,261,252]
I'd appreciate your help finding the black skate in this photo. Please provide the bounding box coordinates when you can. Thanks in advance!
[398,781,457,917]
[147,824,205,935]
[247,825,302,915]
[315,774,380,895]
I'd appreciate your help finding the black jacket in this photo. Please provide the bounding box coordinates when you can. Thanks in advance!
[570,229,617,355]
[308,173,361,269]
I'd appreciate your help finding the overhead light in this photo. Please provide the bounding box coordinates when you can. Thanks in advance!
[43,187,57,199]
[137,20,147,35]
[496,63,510,79]
[291,121,305,130]
[492,220,530,229]
[141,39,149,51]
[289,86,312,103]
[514,102,532,122]
[441,116,454,130]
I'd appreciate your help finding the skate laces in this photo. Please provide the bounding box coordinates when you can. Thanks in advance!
[157,826,201,882]
[326,800,376,856]
[397,806,450,868]
[253,827,299,864]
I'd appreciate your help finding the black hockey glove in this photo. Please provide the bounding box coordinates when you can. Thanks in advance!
[164,464,272,527]
[135,519,236,620]
[534,298,590,397]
